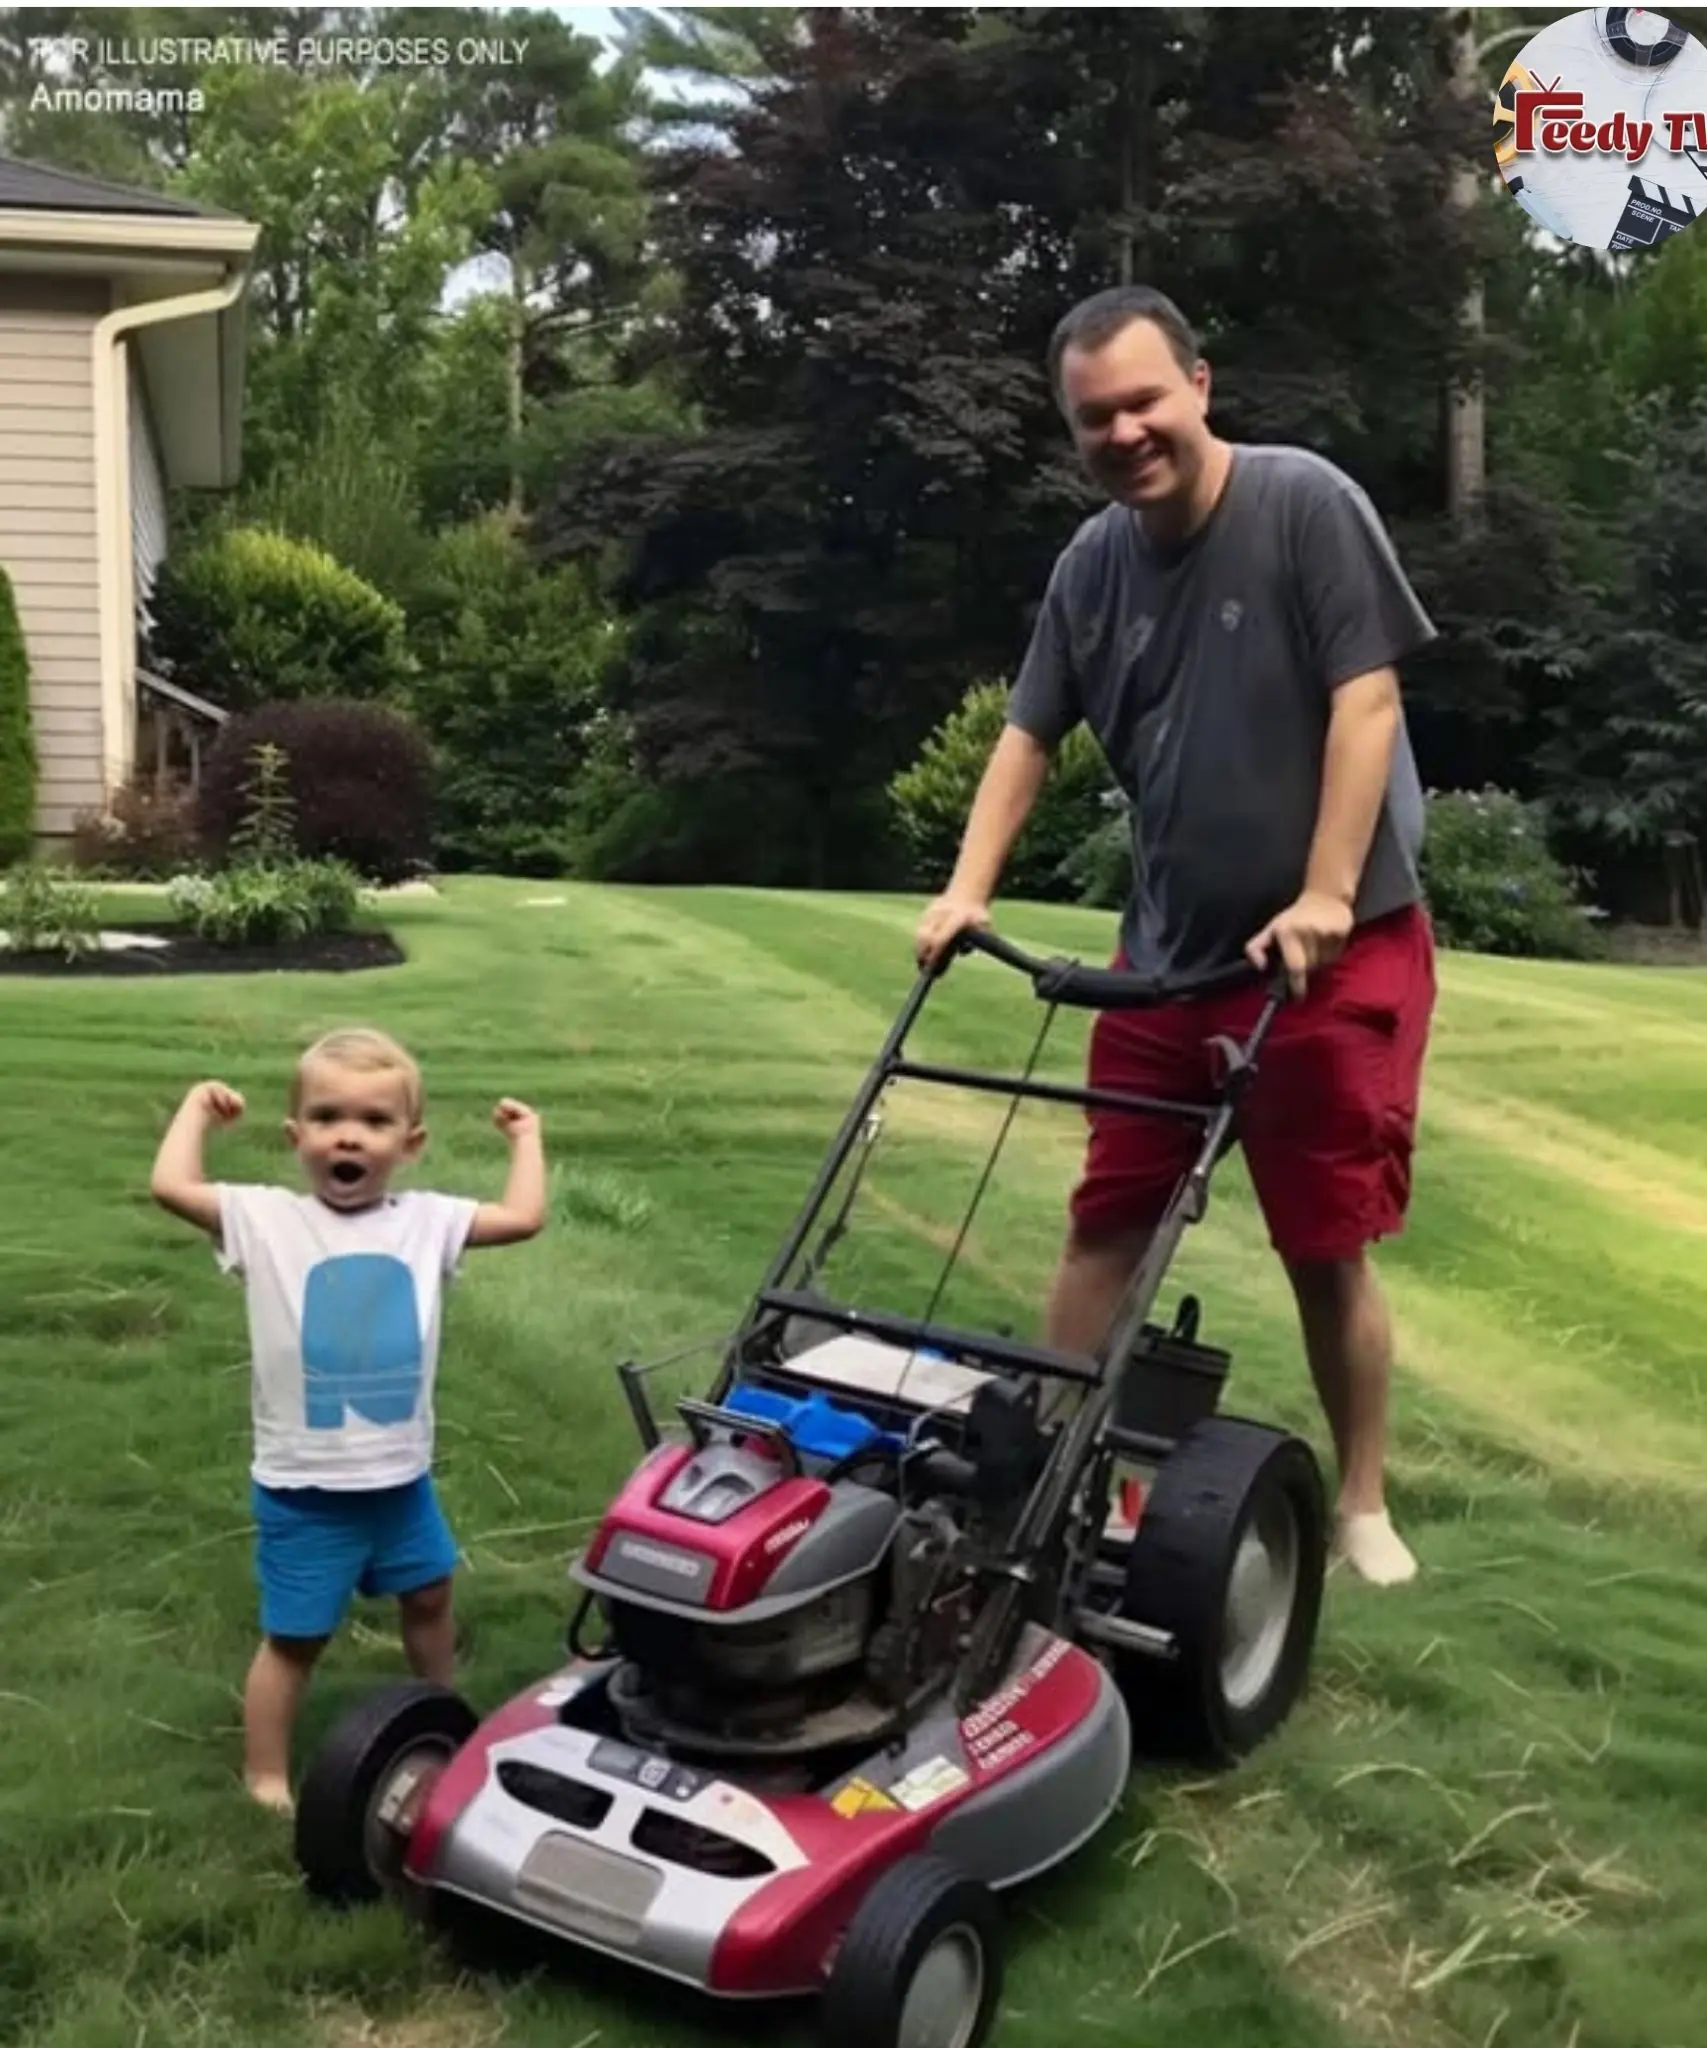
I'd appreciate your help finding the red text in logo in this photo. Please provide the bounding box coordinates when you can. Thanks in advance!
[1511,89,1707,162]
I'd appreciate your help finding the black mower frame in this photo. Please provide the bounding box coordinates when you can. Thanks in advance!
[615,924,1291,1711]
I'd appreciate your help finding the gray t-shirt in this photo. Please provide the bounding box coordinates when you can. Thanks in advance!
[1007,443,1435,990]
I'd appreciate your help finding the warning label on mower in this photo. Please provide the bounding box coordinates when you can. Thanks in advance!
[958,1636,1073,1773]
[965,1717,1033,1772]
[830,1776,897,1817]
[888,1757,969,1810]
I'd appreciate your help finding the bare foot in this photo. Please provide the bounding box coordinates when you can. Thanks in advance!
[1332,1508,1418,1585]
[247,1772,295,1814]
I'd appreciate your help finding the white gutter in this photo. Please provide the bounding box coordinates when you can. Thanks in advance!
[0,209,256,258]
[91,261,249,795]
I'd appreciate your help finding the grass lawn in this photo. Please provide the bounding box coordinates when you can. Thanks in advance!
[3,877,1705,2048]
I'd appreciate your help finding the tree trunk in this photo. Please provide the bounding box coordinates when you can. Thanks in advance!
[1117,44,1152,284]
[507,264,527,520]
[1447,14,1486,527]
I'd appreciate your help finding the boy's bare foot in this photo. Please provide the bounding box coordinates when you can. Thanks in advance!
[247,1772,295,1814]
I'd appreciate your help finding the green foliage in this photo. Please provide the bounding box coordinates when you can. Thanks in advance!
[15,6,1707,912]
[406,516,611,874]
[1419,788,1601,960]
[197,704,435,886]
[171,731,363,946]
[1530,393,1707,857]
[233,391,433,607]
[147,526,416,713]
[174,61,495,484]
[888,683,1115,900]
[167,857,361,948]
[225,741,297,866]
[557,710,674,880]
[0,861,100,962]
[0,567,37,866]
[1060,802,1134,910]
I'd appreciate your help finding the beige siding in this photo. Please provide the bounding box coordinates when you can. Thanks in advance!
[0,295,104,837]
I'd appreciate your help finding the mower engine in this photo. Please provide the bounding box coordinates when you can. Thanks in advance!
[569,1342,1043,1781]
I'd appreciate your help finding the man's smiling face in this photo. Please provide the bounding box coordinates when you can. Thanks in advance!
[1058,314,1214,514]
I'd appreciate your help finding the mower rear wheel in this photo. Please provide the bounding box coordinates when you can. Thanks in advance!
[1115,1415,1326,1765]
[820,1853,1003,2048]
[294,1680,477,1904]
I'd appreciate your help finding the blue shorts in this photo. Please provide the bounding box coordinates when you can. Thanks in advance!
[251,1473,458,1641]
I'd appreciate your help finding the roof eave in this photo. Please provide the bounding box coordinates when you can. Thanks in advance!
[0,207,258,260]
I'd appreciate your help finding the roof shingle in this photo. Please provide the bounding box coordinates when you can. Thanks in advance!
[0,154,234,220]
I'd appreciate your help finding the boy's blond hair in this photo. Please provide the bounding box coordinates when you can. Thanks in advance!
[291,1027,423,1121]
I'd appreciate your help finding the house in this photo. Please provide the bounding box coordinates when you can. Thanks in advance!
[0,155,258,841]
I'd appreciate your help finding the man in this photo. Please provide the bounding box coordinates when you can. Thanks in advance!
[914,285,1436,1586]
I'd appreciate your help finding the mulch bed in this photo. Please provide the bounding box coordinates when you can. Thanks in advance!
[0,923,404,978]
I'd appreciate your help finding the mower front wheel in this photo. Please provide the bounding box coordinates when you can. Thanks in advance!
[294,1680,477,1905]
[820,1854,1004,2048]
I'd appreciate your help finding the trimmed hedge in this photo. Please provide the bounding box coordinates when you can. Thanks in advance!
[146,525,416,711]
[0,566,37,864]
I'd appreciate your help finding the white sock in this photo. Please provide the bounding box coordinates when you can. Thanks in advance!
[1333,1508,1417,1585]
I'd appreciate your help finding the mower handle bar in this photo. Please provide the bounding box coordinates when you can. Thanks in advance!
[950,924,1289,1010]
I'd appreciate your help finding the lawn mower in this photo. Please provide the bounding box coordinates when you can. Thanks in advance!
[292,924,1329,2048]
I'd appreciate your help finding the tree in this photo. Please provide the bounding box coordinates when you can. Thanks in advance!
[541,7,1490,885]
[0,566,37,865]
[541,9,1098,885]
[379,6,658,518]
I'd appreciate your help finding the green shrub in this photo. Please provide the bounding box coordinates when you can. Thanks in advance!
[0,860,100,961]
[197,703,435,886]
[405,515,608,874]
[558,710,673,879]
[145,526,416,712]
[1419,786,1603,958]
[888,682,1116,901]
[1060,798,1134,909]
[0,568,37,865]
[168,856,361,948]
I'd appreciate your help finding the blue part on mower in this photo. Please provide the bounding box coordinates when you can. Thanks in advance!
[722,1383,908,1462]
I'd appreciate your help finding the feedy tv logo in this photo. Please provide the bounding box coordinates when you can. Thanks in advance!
[1510,92,1707,163]
[1494,7,1707,250]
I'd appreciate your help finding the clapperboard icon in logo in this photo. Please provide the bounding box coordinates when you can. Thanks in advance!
[1611,176,1700,250]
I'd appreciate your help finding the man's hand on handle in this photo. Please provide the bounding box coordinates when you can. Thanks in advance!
[914,891,992,969]
[1245,888,1353,997]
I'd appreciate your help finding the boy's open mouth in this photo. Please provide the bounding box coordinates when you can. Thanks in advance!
[329,1160,367,1187]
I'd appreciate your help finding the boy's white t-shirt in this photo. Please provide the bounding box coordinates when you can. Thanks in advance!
[214,1185,479,1491]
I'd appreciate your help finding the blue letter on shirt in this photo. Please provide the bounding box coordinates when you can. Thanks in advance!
[300,1254,424,1429]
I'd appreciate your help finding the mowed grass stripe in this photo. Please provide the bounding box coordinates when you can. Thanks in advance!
[1,879,1704,2048]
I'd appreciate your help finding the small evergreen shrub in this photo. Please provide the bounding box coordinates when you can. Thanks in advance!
[887,681,1115,901]
[146,525,416,711]
[0,567,37,865]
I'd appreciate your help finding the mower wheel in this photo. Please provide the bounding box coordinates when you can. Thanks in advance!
[1115,1415,1327,1766]
[820,1853,1003,2048]
[294,1680,477,1905]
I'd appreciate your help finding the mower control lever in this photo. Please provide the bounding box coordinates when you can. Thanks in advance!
[954,926,1288,1010]
[676,1397,803,1478]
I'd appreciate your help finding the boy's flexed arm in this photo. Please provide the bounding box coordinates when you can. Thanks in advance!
[467,1098,547,1246]
[151,1081,245,1234]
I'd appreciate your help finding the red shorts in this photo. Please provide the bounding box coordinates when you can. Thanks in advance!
[1070,904,1436,1264]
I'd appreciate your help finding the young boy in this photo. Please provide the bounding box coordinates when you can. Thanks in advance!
[149,1026,547,1813]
